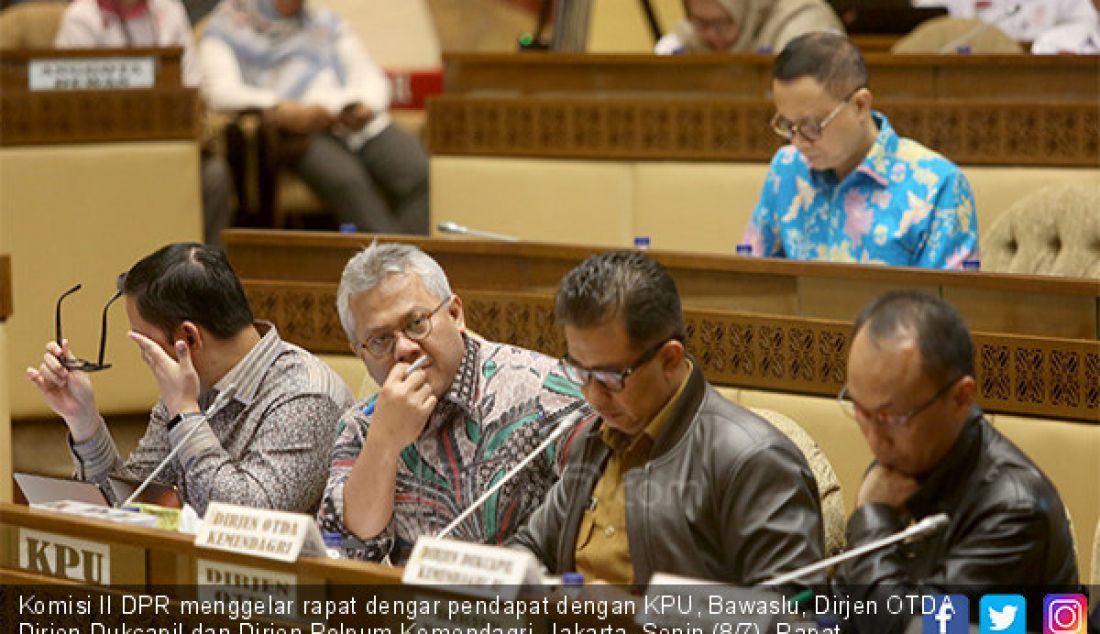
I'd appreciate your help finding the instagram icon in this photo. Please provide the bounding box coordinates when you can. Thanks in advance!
[1044,594,1087,634]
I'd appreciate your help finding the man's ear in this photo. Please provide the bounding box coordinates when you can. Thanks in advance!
[176,321,203,350]
[952,375,977,411]
[660,339,686,372]
[852,87,873,116]
[448,294,466,332]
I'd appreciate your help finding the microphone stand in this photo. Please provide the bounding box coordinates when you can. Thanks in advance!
[761,513,950,587]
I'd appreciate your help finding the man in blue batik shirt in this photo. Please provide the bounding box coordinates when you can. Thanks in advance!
[742,33,979,270]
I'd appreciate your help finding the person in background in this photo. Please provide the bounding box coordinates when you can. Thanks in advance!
[742,32,978,269]
[54,0,236,248]
[1032,0,1100,52]
[199,0,429,235]
[932,0,1097,42]
[655,0,843,54]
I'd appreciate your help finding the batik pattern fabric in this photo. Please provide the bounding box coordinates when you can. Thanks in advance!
[318,334,591,563]
[743,112,978,270]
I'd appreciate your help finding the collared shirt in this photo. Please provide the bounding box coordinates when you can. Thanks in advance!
[942,0,1098,41]
[318,334,591,564]
[69,322,353,515]
[573,362,692,584]
[743,112,979,269]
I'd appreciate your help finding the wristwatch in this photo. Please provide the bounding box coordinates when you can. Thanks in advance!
[167,411,203,432]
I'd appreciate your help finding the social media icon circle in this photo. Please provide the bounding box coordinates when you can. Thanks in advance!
[1044,594,1087,634]
[981,594,1025,634]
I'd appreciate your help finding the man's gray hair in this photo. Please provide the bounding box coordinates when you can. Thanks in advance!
[336,242,453,342]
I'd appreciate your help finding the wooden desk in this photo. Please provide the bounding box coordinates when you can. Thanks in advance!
[225,230,1100,422]
[0,502,642,632]
[428,53,1100,166]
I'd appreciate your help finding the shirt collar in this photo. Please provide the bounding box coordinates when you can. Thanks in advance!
[809,110,895,189]
[211,321,282,407]
[905,406,984,518]
[441,333,481,418]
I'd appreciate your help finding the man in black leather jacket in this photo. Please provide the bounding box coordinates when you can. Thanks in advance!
[834,291,1078,633]
[511,250,824,587]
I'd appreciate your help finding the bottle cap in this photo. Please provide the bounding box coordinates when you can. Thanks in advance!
[736,243,753,255]
[962,259,981,271]
[633,236,651,250]
[339,223,357,234]
[562,572,585,585]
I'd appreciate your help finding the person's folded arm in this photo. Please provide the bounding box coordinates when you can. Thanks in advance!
[197,37,281,112]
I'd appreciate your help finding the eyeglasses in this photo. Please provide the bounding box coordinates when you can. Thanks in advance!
[55,280,123,372]
[838,375,963,428]
[560,337,675,393]
[357,296,452,358]
[770,89,860,142]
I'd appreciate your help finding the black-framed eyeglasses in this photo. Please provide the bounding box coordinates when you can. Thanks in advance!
[357,296,452,358]
[560,337,677,393]
[838,375,963,428]
[55,279,123,372]
[770,88,861,142]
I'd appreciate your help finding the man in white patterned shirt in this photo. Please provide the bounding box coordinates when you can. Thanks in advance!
[27,243,353,515]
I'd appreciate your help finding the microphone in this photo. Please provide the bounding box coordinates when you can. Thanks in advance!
[436,221,519,242]
[119,384,238,508]
[436,407,588,539]
[760,513,950,587]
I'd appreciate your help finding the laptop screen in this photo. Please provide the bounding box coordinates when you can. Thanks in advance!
[14,473,110,507]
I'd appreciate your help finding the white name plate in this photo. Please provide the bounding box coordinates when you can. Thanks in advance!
[19,527,111,585]
[403,537,540,600]
[197,559,299,618]
[195,502,325,563]
[29,57,155,91]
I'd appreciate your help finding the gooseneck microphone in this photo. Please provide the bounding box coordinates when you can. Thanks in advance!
[120,384,238,508]
[437,221,519,242]
[436,407,588,539]
[761,513,950,587]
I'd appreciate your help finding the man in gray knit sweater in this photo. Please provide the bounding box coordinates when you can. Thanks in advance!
[27,243,353,515]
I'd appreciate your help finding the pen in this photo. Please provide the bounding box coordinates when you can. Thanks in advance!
[404,354,431,378]
[362,355,432,417]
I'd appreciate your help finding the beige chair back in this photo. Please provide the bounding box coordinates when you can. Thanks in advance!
[891,16,1023,54]
[0,0,68,49]
[749,407,846,556]
[1092,517,1099,584]
[982,182,1100,278]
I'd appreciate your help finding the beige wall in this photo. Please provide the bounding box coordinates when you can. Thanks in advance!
[589,0,685,52]
[0,324,10,502]
[319,0,440,67]
[0,142,203,420]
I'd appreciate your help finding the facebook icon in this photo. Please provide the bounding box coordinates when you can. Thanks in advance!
[923,595,970,634]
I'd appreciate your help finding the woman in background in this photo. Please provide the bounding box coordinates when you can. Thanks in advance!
[199,0,428,235]
[655,0,844,54]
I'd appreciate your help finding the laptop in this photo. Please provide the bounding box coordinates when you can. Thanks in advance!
[106,475,183,509]
[13,472,110,507]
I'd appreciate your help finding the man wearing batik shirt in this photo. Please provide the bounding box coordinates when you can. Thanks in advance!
[742,33,978,269]
[318,242,591,563]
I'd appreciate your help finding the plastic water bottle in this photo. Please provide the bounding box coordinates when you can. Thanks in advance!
[633,236,651,250]
[562,571,584,597]
[736,243,753,256]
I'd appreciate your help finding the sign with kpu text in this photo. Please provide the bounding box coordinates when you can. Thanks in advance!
[195,502,325,563]
[402,536,542,599]
[18,528,110,584]
[29,57,155,91]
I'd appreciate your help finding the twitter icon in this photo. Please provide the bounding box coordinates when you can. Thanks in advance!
[981,595,1026,634]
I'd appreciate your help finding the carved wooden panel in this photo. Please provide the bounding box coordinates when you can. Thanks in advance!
[427,96,1100,167]
[242,280,1100,422]
[0,89,198,146]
